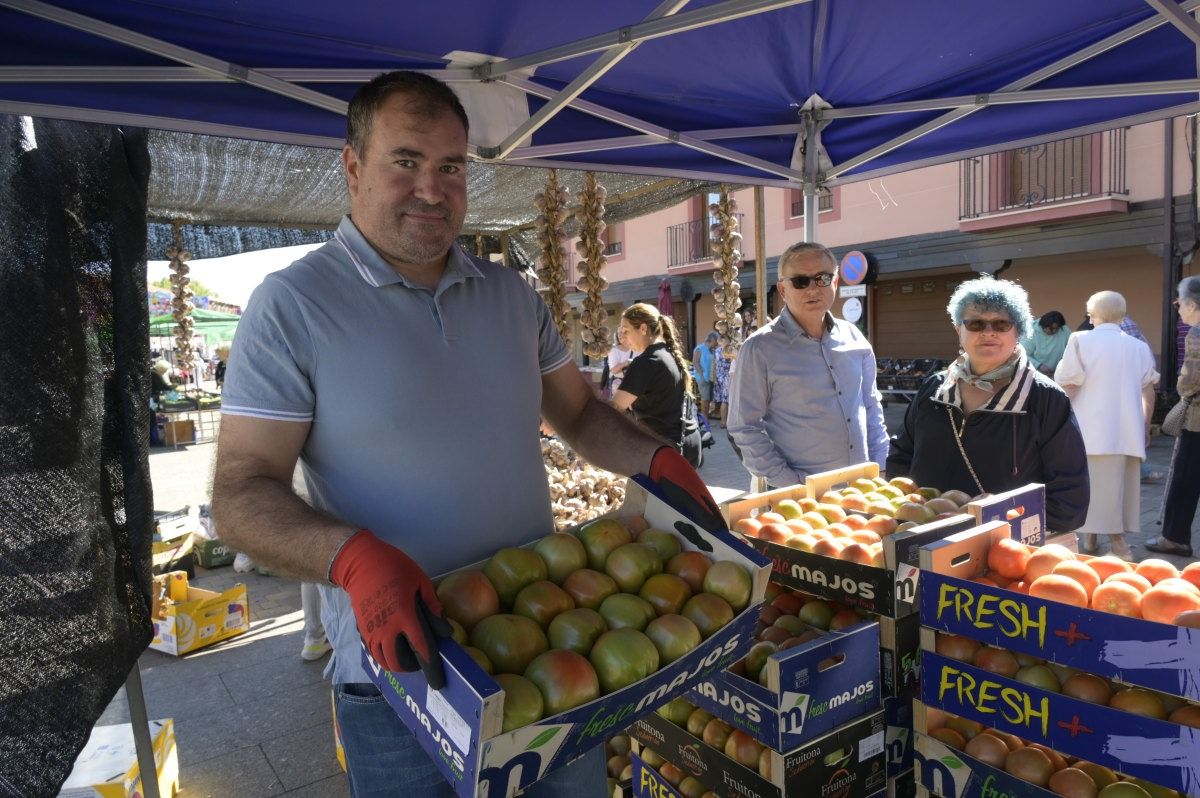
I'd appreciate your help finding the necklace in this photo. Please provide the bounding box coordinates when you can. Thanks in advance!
[947,407,986,495]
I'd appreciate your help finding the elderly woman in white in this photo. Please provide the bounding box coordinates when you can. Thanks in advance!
[1055,290,1158,558]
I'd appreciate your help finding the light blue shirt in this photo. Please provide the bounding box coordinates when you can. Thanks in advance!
[694,343,715,383]
[222,216,571,684]
[1021,326,1070,371]
[728,310,888,486]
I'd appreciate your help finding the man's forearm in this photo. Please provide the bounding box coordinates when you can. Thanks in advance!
[211,472,357,583]
[558,395,664,477]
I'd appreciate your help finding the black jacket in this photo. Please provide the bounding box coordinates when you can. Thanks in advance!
[887,367,1089,532]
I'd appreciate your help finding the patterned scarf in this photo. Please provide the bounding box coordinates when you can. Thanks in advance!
[944,345,1025,394]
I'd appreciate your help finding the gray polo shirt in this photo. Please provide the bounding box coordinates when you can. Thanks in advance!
[223,216,571,684]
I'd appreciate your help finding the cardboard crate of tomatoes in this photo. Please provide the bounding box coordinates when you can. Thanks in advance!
[362,476,771,798]
[685,585,882,751]
[913,699,1187,798]
[630,704,888,798]
[722,464,1044,619]
[916,520,1200,796]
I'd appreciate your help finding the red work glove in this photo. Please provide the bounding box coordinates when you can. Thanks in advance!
[330,530,453,688]
[648,446,725,533]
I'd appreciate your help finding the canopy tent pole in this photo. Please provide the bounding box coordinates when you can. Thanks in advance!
[802,111,821,243]
[1146,0,1200,44]
[487,0,689,160]
[124,666,161,798]
[828,0,1200,179]
[0,0,347,115]
[507,75,807,183]
[754,186,767,330]
[478,0,809,78]
[1162,118,1179,391]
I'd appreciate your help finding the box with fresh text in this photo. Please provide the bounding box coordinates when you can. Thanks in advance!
[919,520,1200,701]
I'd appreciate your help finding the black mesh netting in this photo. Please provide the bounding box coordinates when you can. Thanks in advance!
[0,116,154,796]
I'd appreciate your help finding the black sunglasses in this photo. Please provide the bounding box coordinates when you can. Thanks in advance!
[963,318,1015,333]
[783,272,835,289]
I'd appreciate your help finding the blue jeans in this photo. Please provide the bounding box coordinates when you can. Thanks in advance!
[335,683,608,797]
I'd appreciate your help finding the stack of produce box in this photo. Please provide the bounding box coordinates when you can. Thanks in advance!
[712,464,1051,798]
[915,519,1200,798]
[362,476,771,798]
[629,689,888,798]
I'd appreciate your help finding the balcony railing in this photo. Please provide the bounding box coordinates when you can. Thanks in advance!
[790,192,834,217]
[959,128,1126,220]
[666,214,744,268]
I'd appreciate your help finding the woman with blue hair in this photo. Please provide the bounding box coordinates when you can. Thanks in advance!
[888,277,1089,533]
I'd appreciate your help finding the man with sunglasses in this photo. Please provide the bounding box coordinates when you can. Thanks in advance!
[728,241,888,488]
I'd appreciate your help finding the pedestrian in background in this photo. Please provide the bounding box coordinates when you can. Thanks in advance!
[1055,291,1158,559]
[692,331,719,417]
[1023,310,1070,377]
[1145,275,1200,557]
[612,303,704,467]
[711,338,735,428]
[730,241,888,488]
[888,277,1089,532]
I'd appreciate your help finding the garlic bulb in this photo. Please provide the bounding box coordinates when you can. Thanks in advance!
[542,437,626,530]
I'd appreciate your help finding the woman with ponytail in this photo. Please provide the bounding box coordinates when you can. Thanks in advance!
[612,302,704,466]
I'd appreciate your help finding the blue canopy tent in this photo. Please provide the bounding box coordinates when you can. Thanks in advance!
[0,0,1197,194]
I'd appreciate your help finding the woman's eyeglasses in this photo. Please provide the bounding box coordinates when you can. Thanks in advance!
[783,272,835,289]
[963,318,1014,333]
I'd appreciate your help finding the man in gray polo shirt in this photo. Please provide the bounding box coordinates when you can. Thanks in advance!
[211,71,720,797]
[729,241,888,487]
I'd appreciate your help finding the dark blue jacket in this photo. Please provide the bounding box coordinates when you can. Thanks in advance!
[887,367,1089,532]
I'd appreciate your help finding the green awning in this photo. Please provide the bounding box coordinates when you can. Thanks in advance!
[149,308,240,345]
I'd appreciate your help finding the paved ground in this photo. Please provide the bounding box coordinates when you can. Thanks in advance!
[96,402,1195,797]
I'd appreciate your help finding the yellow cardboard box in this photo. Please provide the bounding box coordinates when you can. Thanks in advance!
[58,718,179,798]
[150,571,249,655]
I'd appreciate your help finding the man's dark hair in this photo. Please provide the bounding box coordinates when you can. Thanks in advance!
[1039,310,1066,328]
[346,71,470,156]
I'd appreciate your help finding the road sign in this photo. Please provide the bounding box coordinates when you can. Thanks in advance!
[839,284,867,298]
[840,251,869,286]
[843,297,863,323]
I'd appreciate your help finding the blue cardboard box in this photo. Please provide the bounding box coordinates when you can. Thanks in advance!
[884,691,915,779]
[920,651,1200,796]
[915,731,1059,798]
[964,484,1046,546]
[630,754,682,798]
[729,498,980,617]
[919,521,1200,701]
[631,707,889,798]
[688,619,881,751]
[363,478,771,798]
